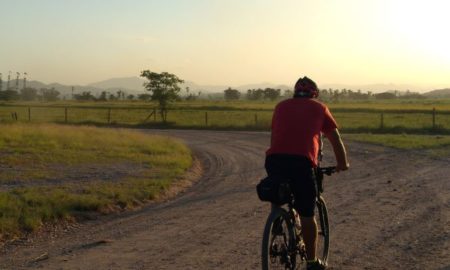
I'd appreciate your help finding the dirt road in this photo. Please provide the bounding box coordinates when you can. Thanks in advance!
[1,130,449,270]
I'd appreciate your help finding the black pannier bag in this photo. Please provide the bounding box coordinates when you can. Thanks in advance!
[256,176,291,205]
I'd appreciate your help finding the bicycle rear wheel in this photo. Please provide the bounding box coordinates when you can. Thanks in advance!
[316,196,330,263]
[261,206,297,270]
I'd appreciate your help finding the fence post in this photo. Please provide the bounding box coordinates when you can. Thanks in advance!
[380,112,384,129]
[432,107,436,129]
[108,108,111,124]
[28,107,31,122]
[255,113,258,126]
[205,111,208,126]
[153,109,156,121]
[65,107,68,123]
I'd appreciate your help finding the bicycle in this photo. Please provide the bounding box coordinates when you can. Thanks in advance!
[261,166,336,270]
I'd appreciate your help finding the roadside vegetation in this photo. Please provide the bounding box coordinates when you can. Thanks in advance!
[345,133,450,157]
[1,99,449,134]
[0,123,192,241]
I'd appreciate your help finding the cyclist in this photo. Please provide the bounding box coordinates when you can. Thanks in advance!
[265,76,349,270]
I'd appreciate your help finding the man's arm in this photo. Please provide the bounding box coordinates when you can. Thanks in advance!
[324,128,349,172]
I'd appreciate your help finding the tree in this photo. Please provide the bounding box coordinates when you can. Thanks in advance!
[283,89,293,98]
[140,70,184,121]
[74,91,96,101]
[20,88,38,101]
[138,93,152,101]
[246,89,264,100]
[40,88,60,101]
[374,92,396,100]
[224,87,241,100]
[98,91,108,101]
[263,88,281,101]
[0,89,20,100]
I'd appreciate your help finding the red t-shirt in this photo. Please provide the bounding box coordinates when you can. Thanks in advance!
[266,98,338,167]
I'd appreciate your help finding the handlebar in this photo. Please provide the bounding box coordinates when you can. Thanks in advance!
[318,166,336,176]
[316,166,336,194]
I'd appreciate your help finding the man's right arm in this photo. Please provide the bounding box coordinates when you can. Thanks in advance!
[324,128,349,172]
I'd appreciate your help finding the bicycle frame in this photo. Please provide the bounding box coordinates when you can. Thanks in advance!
[261,135,336,269]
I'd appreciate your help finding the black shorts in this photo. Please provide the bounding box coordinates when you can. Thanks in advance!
[265,154,317,217]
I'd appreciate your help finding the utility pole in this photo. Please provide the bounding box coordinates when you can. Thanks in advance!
[7,71,11,90]
[71,86,74,100]
[0,73,3,91]
[23,72,27,89]
[15,72,20,91]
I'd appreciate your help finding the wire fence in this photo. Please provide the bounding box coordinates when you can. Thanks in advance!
[0,105,449,134]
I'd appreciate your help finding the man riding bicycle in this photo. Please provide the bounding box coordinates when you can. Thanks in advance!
[265,76,349,270]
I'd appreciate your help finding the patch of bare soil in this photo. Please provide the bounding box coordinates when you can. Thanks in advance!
[0,161,149,192]
[0,130,449,270]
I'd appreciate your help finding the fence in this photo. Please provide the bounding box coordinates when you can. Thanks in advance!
[0,105,449,133]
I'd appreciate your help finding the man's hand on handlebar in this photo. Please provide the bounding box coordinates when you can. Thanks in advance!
[336,162,350,172]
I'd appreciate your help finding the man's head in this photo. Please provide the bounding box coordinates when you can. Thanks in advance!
[294,76,319,98]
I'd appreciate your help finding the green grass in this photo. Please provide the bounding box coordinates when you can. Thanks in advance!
[0,123,192,241]
[345,133,450,156]
[1,99,449,134]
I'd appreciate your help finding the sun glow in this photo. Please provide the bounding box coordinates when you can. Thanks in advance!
[385,0,450,62]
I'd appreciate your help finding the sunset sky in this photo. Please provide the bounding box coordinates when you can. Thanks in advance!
[1,0,449,90]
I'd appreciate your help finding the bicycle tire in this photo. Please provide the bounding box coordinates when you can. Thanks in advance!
[316,196,330,263]
[261,206,297,270]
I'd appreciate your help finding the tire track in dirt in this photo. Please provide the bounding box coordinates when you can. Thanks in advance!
[0,130,449,270]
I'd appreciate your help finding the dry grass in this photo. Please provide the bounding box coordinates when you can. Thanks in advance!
[0,123,192,241]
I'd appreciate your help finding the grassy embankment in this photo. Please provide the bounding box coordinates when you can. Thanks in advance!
[1,99,449,133]
[0,123,192,241]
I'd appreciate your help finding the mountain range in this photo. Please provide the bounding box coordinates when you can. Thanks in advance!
[3,76,449,98]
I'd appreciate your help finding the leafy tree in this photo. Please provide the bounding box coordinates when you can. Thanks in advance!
[283,89,293,98]
[40,88,60,101]
[138,93,152,101]
[116,90,126,100]
[108,93,118,101]
[374,92,396,100]
[140,70,184,121]
[98,91,108,101]
[246,89,264,100]
[263,88,281,101]
[224,87,241,100]
[20,88,38,101]
[0,90,20,100]
[74,91,96,101]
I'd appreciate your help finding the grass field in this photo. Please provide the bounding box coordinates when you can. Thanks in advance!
[1,99,449,133]
[345,133,450,157]
[0,123,192,240]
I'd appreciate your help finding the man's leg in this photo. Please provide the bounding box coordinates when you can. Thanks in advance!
[300,216,317,260]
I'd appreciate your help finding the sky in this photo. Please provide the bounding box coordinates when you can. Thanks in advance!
[1,0,449,90]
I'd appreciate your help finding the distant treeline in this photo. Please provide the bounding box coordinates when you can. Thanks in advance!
[0,87,437,102]
[0,88,147,102]
[223,87,428,101]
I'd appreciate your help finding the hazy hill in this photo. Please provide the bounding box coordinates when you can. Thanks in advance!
[320,83,427,93]
[236,83,291,91]
[5,76,448,97]
[11,80,143,98]
[88,77,292,93]
[423,88,450,98]
[88,77,146,91]
[13,80,106,98]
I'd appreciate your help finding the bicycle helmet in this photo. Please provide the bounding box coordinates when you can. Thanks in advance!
[294,76,319,98]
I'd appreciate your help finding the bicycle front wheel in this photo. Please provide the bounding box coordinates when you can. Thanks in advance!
[261,205,297,270]
[316,196,330,263]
